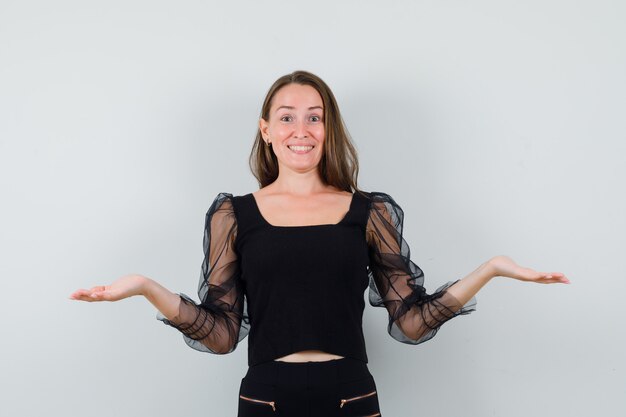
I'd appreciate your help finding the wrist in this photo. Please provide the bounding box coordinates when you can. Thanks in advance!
[483,259,499,279]
[136,274,153,297]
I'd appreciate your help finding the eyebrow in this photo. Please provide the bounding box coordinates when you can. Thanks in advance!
[275,105,323,113]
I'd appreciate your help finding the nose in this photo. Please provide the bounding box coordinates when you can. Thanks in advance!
[294,118,308,138]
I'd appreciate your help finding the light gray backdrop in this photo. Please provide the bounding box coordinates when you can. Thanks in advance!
[1,1,624,416]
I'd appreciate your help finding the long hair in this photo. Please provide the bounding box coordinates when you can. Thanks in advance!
[249,70,360,193]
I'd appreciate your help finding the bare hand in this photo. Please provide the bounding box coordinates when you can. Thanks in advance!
[69,274,149,302]
[488,255,570,284]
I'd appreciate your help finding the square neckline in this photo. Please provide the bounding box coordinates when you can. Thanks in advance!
[248,191,356,229]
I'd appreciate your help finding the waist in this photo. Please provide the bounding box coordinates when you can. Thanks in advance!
[273,349,344,362]
[244,357,371,388]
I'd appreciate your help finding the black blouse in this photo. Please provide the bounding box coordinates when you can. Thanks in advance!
[157,190,476,366]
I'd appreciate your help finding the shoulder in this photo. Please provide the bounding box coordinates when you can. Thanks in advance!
[206,192,253,206]
[358,190,405,228]
[357,190,400,208]
[205,192,245,219]
[205,192,261,227]
[207,192,234,208]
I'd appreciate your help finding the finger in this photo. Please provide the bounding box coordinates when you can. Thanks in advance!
[535,276,569,284]
[540,271,566,277]
[548,278,569,284]
[89,291,107,301]
[539,272,570,284]
[71,294,96,302]
[90,290,117,301]
[70,285,108,300]
[69,289,92,299]
[549,272,569,283]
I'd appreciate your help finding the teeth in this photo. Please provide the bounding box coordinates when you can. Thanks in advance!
[288,145,313,152]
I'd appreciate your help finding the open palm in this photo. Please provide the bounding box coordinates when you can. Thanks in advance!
[69,274,147,302]
[489,255,569,284]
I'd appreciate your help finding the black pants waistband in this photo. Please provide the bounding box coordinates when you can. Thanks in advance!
[244,357,372,388]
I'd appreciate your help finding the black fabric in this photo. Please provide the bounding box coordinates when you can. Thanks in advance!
[238,357,380,416]
[157,190,476,366]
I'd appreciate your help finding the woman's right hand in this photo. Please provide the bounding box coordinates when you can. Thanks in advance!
[69,274,150,302]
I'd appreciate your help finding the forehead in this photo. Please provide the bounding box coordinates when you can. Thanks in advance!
[271,84,323,109]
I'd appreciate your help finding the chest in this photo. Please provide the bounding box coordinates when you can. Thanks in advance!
[237,226,370,292]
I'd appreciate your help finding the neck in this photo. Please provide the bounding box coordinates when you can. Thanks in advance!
[268,166,328,196]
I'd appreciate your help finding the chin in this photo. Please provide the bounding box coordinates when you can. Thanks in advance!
[285,160,321,172]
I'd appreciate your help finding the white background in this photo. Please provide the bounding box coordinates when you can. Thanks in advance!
[1,1,624,416]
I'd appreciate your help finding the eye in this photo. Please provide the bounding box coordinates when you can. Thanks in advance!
[310,115,322,122]
[280,115,293,122]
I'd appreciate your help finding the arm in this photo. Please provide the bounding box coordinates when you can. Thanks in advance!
[69,193,250,355]
[70,273,180,321]
[365,192,568,345]
[366,192,476,343]
[143,278,183,325]
[69,273,236,354]
[445,255,569,307]
[439,261,493,308]
[155,193,248,354]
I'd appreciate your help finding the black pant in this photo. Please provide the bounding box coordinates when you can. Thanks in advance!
[237,357,382,417]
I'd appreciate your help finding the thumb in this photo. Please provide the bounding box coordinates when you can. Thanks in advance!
[90,287,110,300]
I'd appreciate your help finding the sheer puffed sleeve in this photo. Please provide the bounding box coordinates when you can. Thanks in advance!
[366,191,476,345]
[157,192,250,354]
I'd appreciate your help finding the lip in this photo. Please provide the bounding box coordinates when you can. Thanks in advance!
[286,142,315,147]
[287,144,315,155]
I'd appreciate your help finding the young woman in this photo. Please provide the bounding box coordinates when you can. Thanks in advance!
[70,70,569,416]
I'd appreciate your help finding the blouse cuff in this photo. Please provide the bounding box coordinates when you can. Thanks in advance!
[156,293,216,352]
[156,292,197,330]
[389,279,477,345]
[434,279,478,316]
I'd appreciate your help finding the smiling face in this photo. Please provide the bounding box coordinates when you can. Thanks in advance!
[259,83,325,174]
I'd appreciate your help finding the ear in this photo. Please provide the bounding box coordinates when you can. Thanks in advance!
[259,117,269,140]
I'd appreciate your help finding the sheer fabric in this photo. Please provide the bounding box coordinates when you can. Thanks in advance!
[365,191,477,344]
[158,190,476,361]
[157,192,250,354]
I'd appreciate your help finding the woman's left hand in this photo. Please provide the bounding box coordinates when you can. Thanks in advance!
[488,255,570,284]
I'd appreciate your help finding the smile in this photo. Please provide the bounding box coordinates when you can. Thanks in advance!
[287,145,314,154]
